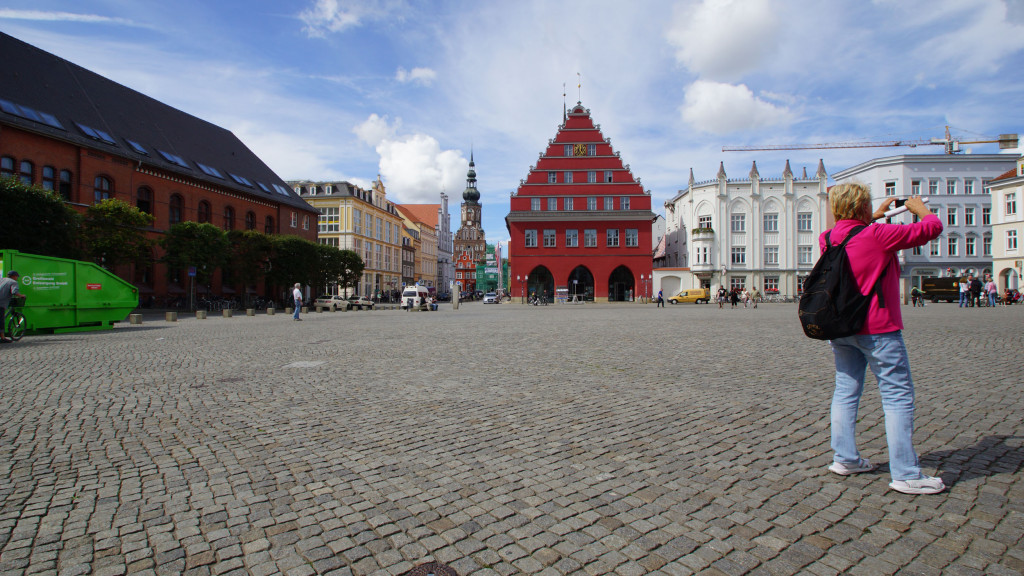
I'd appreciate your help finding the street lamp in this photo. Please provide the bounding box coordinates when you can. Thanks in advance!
[517,274,524,304]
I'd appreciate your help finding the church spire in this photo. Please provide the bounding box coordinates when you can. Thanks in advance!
[463,150,480,203]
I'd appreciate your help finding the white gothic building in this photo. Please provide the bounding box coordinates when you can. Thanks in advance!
[832,154,1019,290]
[661,160,829,297]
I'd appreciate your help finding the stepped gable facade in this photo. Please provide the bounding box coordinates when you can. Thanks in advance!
[506,102,655,302]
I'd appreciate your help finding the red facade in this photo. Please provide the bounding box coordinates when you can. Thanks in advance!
[506,103,654,302]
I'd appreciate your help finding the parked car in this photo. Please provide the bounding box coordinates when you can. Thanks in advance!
[482,292,499,304]
[920,277,960,303]
[668,288,710,304]
[314,295,347,311]
[347,295,374,310]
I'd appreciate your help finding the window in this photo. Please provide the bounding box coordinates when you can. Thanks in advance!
[798,246,813,265]
[19,160,33,185]
[587,171,596,183]
[764,277,779,292]
[548,172,557,183]
[730,277,746,291]
[763,213,778,232]
[157,150,189,168]
[983,235,992,256]
[911,180,921,195]
[265,216,275,234]
[731,246,746,265]
[564,171,573,184]
[1008,230,1018,251]
[565,197,573,211]
[695,246,709,264]
[136,187,152,214]
[224,206,235,230]
[543,229,556,247]
[884,181,896,196]
[965,207,975,226]
[1006,193,1017,215]
[169,195,183,225]
[75,122,116,145]
[947,236,958,256]
[0,156,14,179]
[603,196,614,210]
[606,229,619,247]
[42,166,55,191]
[698,215,712,229]
[966,236,976,256]
[548,197,557,211]
[947,207,957,226]
[531,198,541,211]
[930,239,940,256]
[587,197,597,210]
[525,229,537,248]
[929,180,939,195]
[366,214,372,235]
[197,162,224,179]
[290,211,297,228]
[604,171,613,183]
[797,212,813,232]
[625,229,638,247]
[564,144,572,157]
[353,209,362,234]
[731,214,746,233]
[587,144,596,156]
[584,229,597,247]
[912,245,922,256]
[964,180,974,195]
[319,207,339,233]
[764,246,779,265]
[197,201,211,223]
[93,176,111,203]
[566,229,578,247]
[621,197,630,210]
[245,211,256,230]
[983,207,991,226]
[946,180,957,195]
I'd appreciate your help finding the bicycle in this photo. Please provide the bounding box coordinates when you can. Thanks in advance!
[3,298,27,342]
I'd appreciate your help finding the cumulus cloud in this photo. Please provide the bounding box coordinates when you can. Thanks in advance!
[353,115,467,203]
[396,66,437,85]
[665,0,780,82]
[914,0,1024,77]
[680,80,793,134]
[299,0,406,38]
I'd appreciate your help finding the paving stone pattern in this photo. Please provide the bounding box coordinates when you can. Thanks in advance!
[1,302,1022,576]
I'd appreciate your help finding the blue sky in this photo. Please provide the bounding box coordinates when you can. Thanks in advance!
[2,0,1024,243]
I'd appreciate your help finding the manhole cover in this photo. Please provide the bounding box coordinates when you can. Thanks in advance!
[404,562,458,576]
[282,361,326,368]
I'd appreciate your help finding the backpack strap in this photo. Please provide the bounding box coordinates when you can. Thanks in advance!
[825,225,886,309]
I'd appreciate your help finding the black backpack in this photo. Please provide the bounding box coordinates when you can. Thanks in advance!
[798,226,885,340]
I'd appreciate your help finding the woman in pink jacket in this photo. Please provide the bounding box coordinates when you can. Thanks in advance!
[823,183,945,495]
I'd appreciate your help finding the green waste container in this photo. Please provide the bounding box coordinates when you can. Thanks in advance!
[0,250,139,334]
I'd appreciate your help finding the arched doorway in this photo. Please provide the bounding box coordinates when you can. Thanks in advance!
[607,266,635,302]
[568,265,595,302]
[999,267,1019,291]
[527,266,554,301]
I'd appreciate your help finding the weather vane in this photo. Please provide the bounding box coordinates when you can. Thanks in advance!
[577,72,582,102]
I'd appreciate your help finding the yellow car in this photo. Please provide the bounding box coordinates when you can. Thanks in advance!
[668,288,710,304]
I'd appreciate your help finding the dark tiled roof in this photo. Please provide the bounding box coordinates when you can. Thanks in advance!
[0,32,314,213]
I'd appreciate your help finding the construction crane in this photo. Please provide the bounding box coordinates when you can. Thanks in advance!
[722,126,1019,155]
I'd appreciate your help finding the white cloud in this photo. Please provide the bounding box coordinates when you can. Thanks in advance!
[396,66,437,85]
[914,0,1024,77]
[354,115,466,203]
[680,80,794,134]
[299,0,407,38]
[665,0,780,82]
[0,9,146,27]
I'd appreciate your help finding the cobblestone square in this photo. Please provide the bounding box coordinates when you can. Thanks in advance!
[1,302,1022,575]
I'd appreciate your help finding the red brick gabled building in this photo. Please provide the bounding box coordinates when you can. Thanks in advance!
[506,102,655,302]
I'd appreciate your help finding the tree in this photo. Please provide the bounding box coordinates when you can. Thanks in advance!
[82,198,154,269]
[267,235,319,292]
[337,249,364,295]
[226,229,273,300]
[0,177,82,259]
[160,222,228,287]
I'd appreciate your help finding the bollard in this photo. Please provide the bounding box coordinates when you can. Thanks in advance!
[246,308,255,317]
[302,306,309,314]
[222,309,233,318]
[165,311,178,322]
[267,308,275,316]
[316,306,324,313]
[129,314,143,325]
[286,307,293,315]
[196,310,207,319]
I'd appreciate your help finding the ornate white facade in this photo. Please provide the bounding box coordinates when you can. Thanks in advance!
[662,160,829,297]
[989,157,1024,291]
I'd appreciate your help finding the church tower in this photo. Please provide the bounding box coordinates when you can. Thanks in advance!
[454,152,487,293]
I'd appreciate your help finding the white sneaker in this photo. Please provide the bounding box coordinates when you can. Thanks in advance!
[828,458,877,476]
[889,476,945,494]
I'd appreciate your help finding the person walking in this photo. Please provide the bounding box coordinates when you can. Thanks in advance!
[656,289,665,308]
[958,277,969,308]
[969,276,983,308]
[717,285,727,309]
[292,283,303,321]
[750,287,760,309]
[985,277,998,308]
[822,184,945,495]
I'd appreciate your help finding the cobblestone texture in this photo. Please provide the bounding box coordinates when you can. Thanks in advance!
[1,302,1022,575]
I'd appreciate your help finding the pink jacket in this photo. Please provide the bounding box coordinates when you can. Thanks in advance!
[820,214,942,335]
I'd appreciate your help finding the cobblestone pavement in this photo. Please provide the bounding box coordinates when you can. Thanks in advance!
[1,302,1022,576]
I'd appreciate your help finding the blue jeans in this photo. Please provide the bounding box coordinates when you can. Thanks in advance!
[830,331,922,481]
[293,300,301,319]
[988,292,997,307]
[959,292,968,307]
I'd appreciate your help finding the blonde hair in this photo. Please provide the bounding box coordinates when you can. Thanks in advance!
[829,182,871,221]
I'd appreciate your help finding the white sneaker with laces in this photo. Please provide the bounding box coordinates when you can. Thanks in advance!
[889,476,945,495]
[828,458,877,476]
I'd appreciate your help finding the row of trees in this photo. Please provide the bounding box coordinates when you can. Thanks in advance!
[0,178,364,297]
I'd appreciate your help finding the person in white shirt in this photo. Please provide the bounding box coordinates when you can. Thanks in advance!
[292,283,303,321]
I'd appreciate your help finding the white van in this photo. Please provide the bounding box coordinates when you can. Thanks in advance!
[401,285,430,310]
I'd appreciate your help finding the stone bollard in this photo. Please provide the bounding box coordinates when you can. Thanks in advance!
[316,306,324,313]
[246,308,255,316]
[267,308,275,316]
[286,307,293,315]
[129,314,143,325]
[301,306,309,314]
[222,309,233,318]
[196,310,207,319]
[165,311,178,322]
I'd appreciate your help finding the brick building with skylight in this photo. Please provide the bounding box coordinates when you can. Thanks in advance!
[0,32,317,301]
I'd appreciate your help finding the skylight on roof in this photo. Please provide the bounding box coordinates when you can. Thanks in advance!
[229,173,253,187]
[125,139,149,155]
[257,182,270,193]
[0,98,65,130]
[272,184,291,196]
[157,150,190,168]
[196,162,224,179]
[74,122,116,145]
